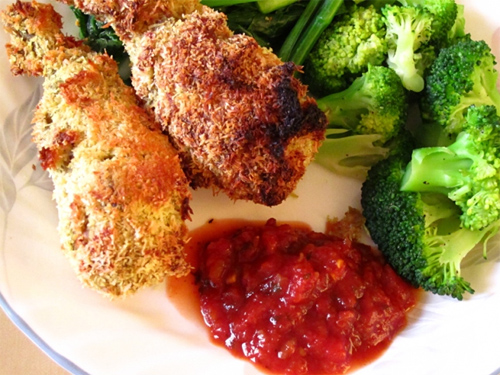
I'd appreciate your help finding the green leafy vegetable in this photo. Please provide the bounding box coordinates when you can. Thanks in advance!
[216,2,307,49]
[72,7,126,61]
[71,7,130,83]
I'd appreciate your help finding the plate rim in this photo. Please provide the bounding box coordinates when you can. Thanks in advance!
[0,291,88,375]
[1,1,500,374]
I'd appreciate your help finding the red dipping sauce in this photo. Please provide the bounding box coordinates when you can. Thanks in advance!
[171,218,417,375]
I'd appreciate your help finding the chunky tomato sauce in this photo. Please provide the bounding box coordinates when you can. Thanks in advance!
[169,218,417,375]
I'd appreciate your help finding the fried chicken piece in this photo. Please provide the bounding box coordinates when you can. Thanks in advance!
[1,0,192,297]
[62,0,327,206]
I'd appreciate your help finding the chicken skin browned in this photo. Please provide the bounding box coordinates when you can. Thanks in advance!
[62,0,327,206]
[1,0,192,297]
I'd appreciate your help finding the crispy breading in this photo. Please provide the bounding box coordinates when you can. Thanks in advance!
[62,0,327,206]
[1,0,192,297]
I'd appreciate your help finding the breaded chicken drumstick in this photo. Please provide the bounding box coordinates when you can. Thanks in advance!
[62,0,327,206]
[1,0,192,297]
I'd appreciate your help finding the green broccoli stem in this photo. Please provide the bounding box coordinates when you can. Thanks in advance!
[288,0,343,65]
[400,134,474,194]
[278,0,323,62]
[383,5,431,93]
[316,75,370,129]
[387,32,425,93]
[314,130,389,178]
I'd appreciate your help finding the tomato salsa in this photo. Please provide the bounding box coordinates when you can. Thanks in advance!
[175,218,417,375]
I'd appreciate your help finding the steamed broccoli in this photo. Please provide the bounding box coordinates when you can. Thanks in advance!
[421,35,500,136]
[317,65,408,142]
[304,3,388,95]
[398,0,458,48]
[313,65,407,178]
[214,2,307,49]
[401,105,500,231]
[382,0,458,92]
[447,2,466,42]
[382,4,433,92]
[361,131,500,300]
[314,129,389,178]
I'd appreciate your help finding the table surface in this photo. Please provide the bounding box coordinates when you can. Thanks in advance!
[0,307,71,375]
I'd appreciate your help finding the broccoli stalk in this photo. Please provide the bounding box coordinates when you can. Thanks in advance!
[317,65,408,142]
[382,4,433,92]
[381,0,458,92]
[401,105,500,231]
[314,129,389,179]
[361,135,500,300]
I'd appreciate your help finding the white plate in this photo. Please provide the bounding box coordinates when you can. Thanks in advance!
[1,1,500,374]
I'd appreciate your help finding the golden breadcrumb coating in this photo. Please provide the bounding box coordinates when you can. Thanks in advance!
[62,0,327,206]
[1,0,192,297]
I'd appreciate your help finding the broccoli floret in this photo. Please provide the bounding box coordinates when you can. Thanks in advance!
[413,43,437,79]
[314,129,389,179]
[316,65,408,142]
[421,35,500,135]
[398,0,458,48]
[361,132,500,299]
[382,4,433,92]
[304,3,388,95]
[382,0,458,92]
[401,105,500,231]
[314,66,407,177]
